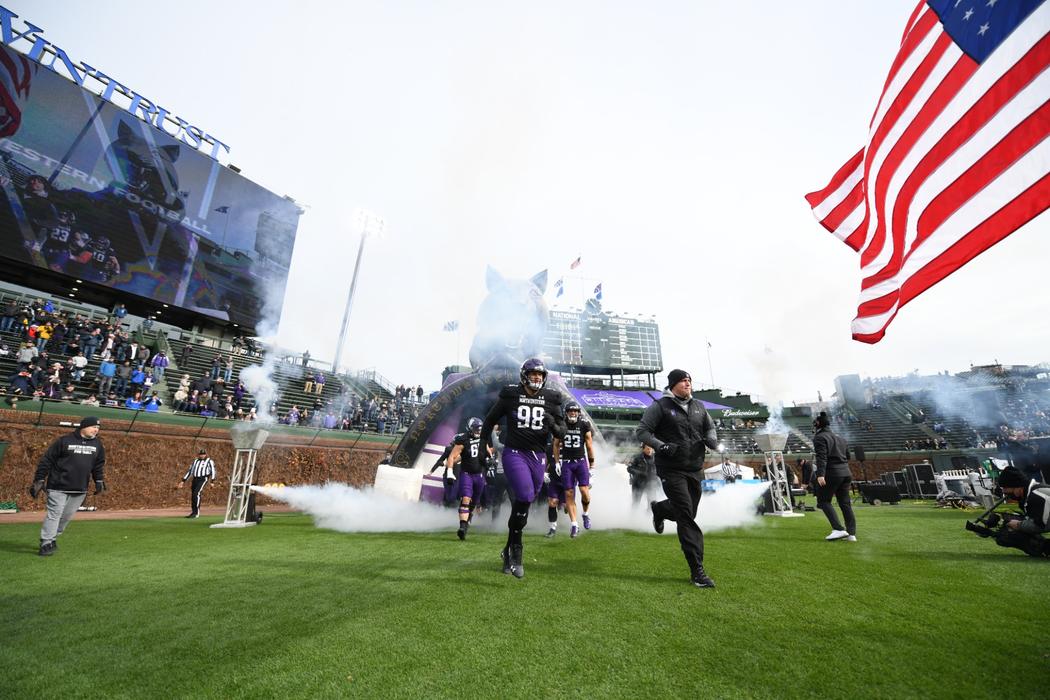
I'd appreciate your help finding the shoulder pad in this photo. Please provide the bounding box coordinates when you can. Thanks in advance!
[498,385,519,399]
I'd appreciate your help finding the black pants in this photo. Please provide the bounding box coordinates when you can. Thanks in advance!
[995,529,1049,558]
[816,473,855,535]
[190,477,209,515]
[653,471,704,573]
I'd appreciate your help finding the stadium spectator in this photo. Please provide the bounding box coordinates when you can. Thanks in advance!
[144,393,162,412]
[125,391,144,410]
[69,352,88,382]
[223,355,234,383]
[313,372,325,395]
[29,416,106,557]
[113,303,127,323]
[210,355,221,380]
[60,383,76,401]
[0,299,19,332]
[114,361,132,397]
[135,344,151,371]
[179,343,194,367]
[80,394,99,407]
[129,366,146,396]
[17,342,38,368]
[96,357,116,397]
[302,349,311,367]
[151,351,169,382]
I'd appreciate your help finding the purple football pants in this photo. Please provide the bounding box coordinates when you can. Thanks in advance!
[502,448,547,503]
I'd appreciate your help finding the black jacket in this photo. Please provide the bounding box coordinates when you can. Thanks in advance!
[1019,480,1050,534]
[636,393,718,474]
[627,452,655,485]
[33,429,106,492]
[813,427,850,477]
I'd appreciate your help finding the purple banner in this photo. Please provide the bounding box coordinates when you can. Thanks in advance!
[569,388,730,412]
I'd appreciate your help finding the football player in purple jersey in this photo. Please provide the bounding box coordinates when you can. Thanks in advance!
[553,401,596,537]
[445,417,492,540]
[481,358,564,578]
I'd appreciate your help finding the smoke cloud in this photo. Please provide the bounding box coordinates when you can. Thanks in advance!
[253,464,770,535]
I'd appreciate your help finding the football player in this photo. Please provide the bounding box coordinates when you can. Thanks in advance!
[86,235,121,282]
[445,417,492,540]
[481,358,564,578]
[553,401,596,537]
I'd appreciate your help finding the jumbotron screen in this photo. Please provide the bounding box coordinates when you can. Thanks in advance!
[0,44,301,328]
[542,308,663,373]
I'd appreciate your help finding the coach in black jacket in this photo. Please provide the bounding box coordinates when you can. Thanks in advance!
[813,411,856,542]
[29,416,107,556]
[637,369,718,588]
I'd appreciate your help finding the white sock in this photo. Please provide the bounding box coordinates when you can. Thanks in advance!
[571,521,578,527]
[549,522,557,529]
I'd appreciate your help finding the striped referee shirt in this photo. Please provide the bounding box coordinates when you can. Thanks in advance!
[183,457,216,481]
[721,461,740,479]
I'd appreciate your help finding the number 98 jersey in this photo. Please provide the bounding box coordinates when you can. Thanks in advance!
[482,384,564,453]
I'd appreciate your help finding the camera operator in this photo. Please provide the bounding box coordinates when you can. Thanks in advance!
[994,467,1049,558]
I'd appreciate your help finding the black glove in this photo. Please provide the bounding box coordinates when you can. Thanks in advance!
[94,480,107,494]
[658,443,679,457]
[29,479,45,498]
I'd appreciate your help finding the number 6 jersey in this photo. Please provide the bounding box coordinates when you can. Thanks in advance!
[482,384,564,453]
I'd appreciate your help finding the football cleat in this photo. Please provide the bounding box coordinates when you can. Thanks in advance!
[570,525,579,538]
[582,514,591,530]
[545,527,556,538]
[500,547,512,575]
[691,568,716,588]
[509,544,525,579]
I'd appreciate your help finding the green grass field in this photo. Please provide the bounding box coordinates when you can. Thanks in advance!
[1,503,1045,699]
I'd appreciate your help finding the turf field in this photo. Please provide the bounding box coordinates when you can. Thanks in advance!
[1,503,1044,699]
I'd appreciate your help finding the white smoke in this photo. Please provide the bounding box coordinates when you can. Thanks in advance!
[239,363,279,424]
[763,403,789,435]
[585,463,771,534]
[253,483,454,532]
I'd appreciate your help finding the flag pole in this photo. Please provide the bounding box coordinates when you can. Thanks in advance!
[706,339,715,389]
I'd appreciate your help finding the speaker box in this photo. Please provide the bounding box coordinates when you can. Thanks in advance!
[854,444,867,462]
[859,483,901,505]
[904,463,938,498]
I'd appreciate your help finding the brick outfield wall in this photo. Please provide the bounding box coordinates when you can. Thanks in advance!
[0,423,382,513]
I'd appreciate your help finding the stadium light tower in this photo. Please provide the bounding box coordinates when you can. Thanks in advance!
[333,209,386,374]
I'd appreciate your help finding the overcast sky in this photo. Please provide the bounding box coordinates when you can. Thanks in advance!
[15,0,1048,403]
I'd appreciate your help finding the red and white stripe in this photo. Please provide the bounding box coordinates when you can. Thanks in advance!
[806,1,1050,343]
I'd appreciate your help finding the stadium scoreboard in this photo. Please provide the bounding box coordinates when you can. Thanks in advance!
[542,309,663,373]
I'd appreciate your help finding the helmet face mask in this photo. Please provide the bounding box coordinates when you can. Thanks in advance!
[520,358,547,391]
[565,401,580,424]
[467,416,483,436]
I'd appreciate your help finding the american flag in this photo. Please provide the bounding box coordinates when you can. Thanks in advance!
[806,0,1049,343]
[569,256,581,269]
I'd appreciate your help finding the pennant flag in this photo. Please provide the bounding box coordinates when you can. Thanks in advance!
[442,320,459,332]
[805,0,1049,343]
[214,206,230,213]
[593,283,602,301]
[569,256,581,269]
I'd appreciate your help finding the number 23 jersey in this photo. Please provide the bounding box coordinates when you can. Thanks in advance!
[483,384,563,453]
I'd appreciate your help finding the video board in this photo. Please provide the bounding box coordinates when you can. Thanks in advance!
[0,44,301,328]
[542,309,662,373]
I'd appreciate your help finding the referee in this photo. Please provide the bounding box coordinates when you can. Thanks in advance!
[178,448,216,518]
